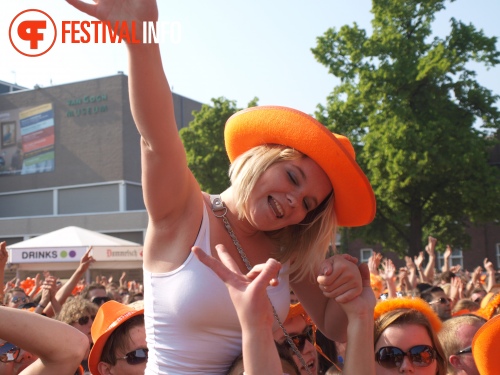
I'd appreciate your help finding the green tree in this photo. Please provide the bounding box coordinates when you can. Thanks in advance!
[312,0,500,257]
[180,97,258,193]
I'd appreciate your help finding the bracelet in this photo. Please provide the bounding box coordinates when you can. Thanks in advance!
[37,303,46,309]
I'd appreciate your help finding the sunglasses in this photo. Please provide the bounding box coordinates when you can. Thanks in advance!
[376,345,437,369]
[91,296,111,306]
[76,315,96,326]
[117,348,148,365]
[285,326,314,352]
[10,296,29,304]
[430,297,451,305]
[455,346,472,355]
[0,343,20,363]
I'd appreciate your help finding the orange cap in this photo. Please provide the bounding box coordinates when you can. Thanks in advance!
[472,314,500,374]
[224,106,376,227]
[88,301,144,375]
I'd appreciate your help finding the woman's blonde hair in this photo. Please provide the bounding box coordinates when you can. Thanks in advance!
[229,144,336,282]
[56,296,99,325]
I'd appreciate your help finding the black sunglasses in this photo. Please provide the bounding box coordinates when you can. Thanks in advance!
[0,343,20,363]
[117,348,149,365]
[91,296,111,306]
[430,297,451,305]
[10,296,29,304]
[376,345,437,369]
[76,315,96,326]
[286,326,314,352]
[455,346,472,355]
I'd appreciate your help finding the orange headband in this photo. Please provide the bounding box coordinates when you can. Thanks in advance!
[374,297,442,333]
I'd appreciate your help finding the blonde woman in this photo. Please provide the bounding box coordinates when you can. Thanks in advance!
[66,1,376,373]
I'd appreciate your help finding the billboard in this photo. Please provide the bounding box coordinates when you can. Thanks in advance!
[0,102,55,176]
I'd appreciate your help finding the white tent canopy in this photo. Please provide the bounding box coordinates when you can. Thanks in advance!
[7,226,143,272]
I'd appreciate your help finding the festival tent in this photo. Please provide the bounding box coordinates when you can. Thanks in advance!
[7,226,143,272]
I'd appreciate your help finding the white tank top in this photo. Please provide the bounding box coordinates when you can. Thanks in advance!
[143,204,290,375]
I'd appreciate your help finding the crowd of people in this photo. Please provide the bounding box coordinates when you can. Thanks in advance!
[3,232,500,375]
[2,0,500,374]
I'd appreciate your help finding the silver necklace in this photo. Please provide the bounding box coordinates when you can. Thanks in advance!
[211,195,313,375]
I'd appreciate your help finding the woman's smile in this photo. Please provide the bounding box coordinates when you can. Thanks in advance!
[246,157,332,230]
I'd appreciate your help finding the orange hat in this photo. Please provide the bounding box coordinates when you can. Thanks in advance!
[476,292,500,320]
[224,106,376,227]
[88,300,144,375]
[472,314,500,374]
[374,297,442,333]
[284,302,312,325]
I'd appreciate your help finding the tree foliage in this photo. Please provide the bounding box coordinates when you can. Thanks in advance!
[180,97,258,193]
[312,0,500,256]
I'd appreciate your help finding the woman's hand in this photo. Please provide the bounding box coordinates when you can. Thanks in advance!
[337,263,376,318]
[317,254,362,303]
[192,244,281,328]
[66,0,159,42]
[66,0,158,22]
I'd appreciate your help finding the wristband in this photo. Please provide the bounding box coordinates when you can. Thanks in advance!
[38,303,46,309]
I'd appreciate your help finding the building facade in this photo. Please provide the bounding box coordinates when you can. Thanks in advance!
[0,74,202,280]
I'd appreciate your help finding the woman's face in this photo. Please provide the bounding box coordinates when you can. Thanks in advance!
[375,324,437,375]
[245,157,332,231]
[273,316,318,375]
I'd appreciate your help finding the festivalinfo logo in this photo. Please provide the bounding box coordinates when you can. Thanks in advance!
[9,9,181,57]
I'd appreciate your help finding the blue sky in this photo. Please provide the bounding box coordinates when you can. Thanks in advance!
[1,0,499,115]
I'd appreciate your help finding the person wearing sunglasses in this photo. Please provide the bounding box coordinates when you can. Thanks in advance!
[80,282,112,306]
[3,287,30,309]
[57,297,99,374]
[0,306,88,375]
[421,286,453,322]
[374,297,447,374]
[272,303,319,375]
[193,245,377,375]
[0,339,36,375]
[438,314,485,375]
[57,297,99,345]
[88,300,146,375]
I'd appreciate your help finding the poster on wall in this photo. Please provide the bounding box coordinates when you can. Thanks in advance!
[0,103,55,176]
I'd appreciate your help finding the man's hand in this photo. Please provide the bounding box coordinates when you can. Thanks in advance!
[414,251,425,269]
[368,252,383,276]
[426,236,437,257]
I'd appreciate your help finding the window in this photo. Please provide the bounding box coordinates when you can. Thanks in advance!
[360,248,373,264]
[438,248,463,270]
